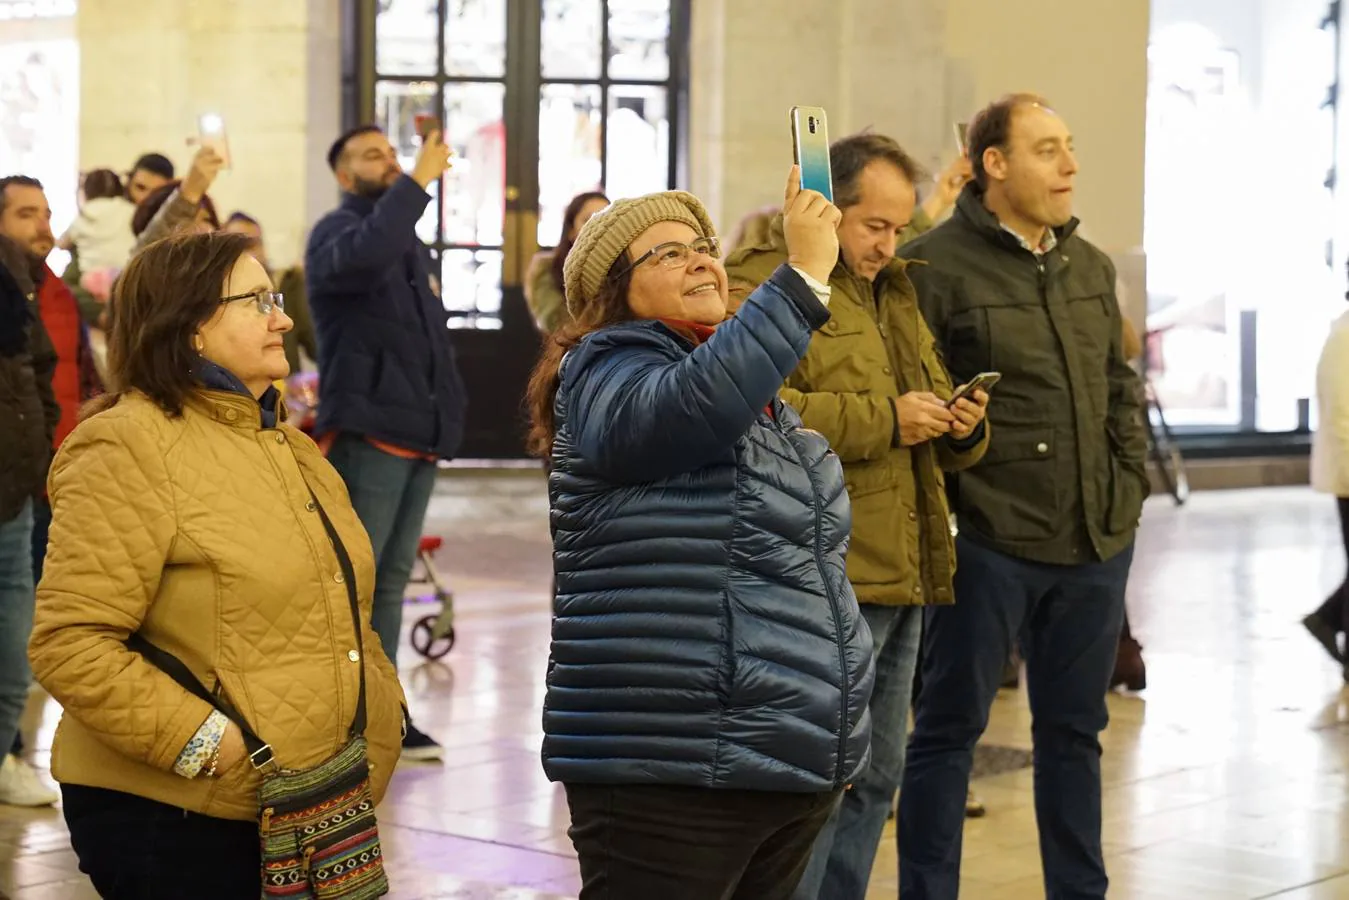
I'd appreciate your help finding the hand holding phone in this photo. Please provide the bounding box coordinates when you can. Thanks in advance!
[947,372,1000,407]
[782,165,841,285]
[414,114,441,142]
[411,123,452,189]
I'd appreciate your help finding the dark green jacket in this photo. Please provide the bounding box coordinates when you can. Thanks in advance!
[901,185,1147,565]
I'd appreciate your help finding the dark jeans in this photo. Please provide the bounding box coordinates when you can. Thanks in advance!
[0,500,34,760]
[31,493,51,587]
[63,784,260,899]
[1312,497,1349,637]
[326,433,438,668]
[565,783,840,900]
[899,535,1133,900]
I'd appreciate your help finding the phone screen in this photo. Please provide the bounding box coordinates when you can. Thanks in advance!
[791,107,833,202]
[197,113,232,169]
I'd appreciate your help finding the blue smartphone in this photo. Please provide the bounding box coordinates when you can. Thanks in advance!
[790,106,833,202]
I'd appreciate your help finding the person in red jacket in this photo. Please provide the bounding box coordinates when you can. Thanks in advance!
[0,176,103,586]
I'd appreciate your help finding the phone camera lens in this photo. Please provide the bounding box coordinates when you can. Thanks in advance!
[808,118,817,134]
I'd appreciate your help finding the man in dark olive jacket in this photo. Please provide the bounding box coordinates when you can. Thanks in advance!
[897,94,1148,900]
[307,125,465,760]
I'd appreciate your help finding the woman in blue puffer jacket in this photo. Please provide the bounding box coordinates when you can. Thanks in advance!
[524,167,875,899]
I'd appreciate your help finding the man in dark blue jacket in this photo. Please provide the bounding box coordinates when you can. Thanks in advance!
[306,125,465,760]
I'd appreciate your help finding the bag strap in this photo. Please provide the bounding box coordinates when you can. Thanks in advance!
[124,632,276,771]
[126,490,370,772]
[308,492,368,737]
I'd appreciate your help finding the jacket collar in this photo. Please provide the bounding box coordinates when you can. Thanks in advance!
[193,358,281,429]
[339,189,379,216]
[954,183,1079,253]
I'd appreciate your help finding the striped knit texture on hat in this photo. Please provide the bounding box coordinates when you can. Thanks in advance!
[563,190,717,317]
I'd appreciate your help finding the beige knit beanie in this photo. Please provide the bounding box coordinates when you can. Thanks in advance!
[563,190,717,317]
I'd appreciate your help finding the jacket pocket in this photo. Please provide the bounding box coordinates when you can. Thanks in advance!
[207,668,264,797]
[1066,293,1115,371]
[841,458,910,594]
[956,426,1061,542]
[1104,445,1147,535]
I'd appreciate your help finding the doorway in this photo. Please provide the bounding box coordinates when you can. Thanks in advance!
[350,0,690,458]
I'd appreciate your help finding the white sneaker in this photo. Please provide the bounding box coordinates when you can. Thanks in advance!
[0,754,58,807]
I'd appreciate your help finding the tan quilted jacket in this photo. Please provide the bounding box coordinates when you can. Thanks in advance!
[29,389,406,822]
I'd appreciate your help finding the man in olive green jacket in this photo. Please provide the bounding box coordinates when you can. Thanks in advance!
[897,95,1147,900]
[726,133,989,900]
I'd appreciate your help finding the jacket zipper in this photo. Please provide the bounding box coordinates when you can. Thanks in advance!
[781,417,850,789]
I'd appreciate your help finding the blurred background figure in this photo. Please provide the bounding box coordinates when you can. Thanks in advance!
[123,152,174,206]
[223,211,316,375]
[130,145,225,250]
[306,124,464,761]
[57,169,134,304]
[1303,279,1349,683]
[524,190,608,336]
[0,233,58,808]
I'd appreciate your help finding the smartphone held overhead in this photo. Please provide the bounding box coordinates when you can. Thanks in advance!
[790,106,833,202]
[197,113,231,169]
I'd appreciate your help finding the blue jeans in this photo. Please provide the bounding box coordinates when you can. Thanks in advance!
[325,434,438,668]
[793,603,923,900]
[899,536,1133,900]
[0,500,35,758]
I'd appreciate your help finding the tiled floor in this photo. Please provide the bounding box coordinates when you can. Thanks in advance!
[3,477,1348,899]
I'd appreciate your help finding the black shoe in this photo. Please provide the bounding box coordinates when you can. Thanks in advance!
[1302,614,1344,664]
[401,721,444,762]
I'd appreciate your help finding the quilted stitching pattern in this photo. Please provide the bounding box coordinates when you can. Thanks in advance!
[29,391,404,819]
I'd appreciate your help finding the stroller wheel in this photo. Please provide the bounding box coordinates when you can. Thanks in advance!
[411,615,455,660]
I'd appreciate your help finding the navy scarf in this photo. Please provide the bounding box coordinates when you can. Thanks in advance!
[196,359,280,428]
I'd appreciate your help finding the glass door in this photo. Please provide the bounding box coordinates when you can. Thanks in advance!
[363,0,688,458]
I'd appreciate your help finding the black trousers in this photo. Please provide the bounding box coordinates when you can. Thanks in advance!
[564,782,839,900]
[63,784,260,899]
[1313,498,1349,637]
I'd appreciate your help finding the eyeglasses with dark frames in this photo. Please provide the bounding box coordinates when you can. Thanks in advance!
[219,289,285,316]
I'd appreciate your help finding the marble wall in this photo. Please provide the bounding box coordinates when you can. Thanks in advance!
[688,0,1151,276]
[68,0,1150,288]
[75,0,341,269]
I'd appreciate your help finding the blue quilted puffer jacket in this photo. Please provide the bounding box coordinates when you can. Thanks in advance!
[542,264,875,793]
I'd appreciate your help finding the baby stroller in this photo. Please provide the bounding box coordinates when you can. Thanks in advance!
[286,373,457,660]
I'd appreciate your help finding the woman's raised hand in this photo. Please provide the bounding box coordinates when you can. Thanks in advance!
[783,165,842,286]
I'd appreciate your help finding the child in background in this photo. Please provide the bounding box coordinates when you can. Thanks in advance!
[58,169,136,304]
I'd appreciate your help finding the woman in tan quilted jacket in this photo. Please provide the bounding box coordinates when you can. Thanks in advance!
[28,231,405,898]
